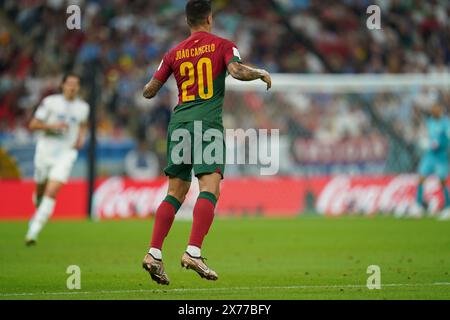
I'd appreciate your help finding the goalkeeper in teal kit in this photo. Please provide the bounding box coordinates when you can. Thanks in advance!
[415,103,450,220]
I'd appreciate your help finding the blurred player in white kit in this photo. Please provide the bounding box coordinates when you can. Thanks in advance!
[25,74,89,245]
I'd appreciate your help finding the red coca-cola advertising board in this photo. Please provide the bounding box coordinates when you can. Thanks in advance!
[0,179,88,220]
[92,176,310,219]
[0,175,447,220]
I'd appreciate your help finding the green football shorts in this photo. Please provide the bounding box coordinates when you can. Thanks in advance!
[164,120,225,182]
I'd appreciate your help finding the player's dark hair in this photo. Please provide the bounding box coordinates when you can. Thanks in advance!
[62,73,80,84]
[185,0,212,27]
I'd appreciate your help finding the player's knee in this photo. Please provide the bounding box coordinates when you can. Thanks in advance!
[209,186,220,200]
[44,182,63,199]
[198,173,221,198]
[44,186,58,198]
[167,187,189,203]
[43,190,58,199]
[43,193,57,200]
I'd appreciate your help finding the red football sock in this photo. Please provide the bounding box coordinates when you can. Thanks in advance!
[188,192,217,249]
[150,195,181,249]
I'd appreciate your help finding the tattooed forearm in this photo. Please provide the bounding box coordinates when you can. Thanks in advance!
[227,62,272,90]
[143,79,163,99]
[228,63,264,81]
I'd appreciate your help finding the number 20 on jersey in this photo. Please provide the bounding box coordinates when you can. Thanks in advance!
[180,57,213,102]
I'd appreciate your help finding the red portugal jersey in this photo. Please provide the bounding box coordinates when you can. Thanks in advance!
[152,31,242,126]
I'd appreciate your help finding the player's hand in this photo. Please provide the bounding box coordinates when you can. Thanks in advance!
[46,122,68,135]
[260,70,272,91]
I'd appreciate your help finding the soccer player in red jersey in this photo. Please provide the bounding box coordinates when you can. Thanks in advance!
[141,0,272,285]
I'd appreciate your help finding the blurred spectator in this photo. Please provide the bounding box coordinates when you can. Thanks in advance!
[124,141,160,180]
[1,0,448,135]
[0,0,449,177]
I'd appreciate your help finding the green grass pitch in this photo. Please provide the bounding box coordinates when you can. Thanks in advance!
[0,216,449,300]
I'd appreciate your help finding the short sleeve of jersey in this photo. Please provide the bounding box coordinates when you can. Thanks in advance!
[153,53,173,84]
[34,97,50,121]
[222,40,242,66]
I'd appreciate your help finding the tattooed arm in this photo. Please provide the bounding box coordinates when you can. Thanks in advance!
[227,62,272,90]
[143,78,164,99]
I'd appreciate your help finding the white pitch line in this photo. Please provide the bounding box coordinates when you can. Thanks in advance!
[1,282,450,297]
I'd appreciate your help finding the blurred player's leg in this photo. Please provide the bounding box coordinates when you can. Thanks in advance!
[143,176,189,284]
[410,176,427,219]
[411,155,434,218]
[441,180,450,208]
[26,151,75,245]
[25,180,62,244]
[407,177,426,218]
[32,156,48,210]
[415,176,426,209]
[439,209,450,220]
[416,154,433,208]
[437,160,450,220]
[438,180,450,220]
[181,173,220,281]
[33,182,47,209]
[26,158,49,245]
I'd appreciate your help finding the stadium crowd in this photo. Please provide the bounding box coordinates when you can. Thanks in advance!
[0,0,449,176]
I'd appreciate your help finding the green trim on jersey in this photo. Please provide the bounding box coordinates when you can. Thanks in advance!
[227,56,242,66]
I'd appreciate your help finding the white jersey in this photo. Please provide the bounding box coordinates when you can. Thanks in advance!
[33,94,89,183]
[34,94,89,154]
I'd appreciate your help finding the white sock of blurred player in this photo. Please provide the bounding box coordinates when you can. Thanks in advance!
[408,202,425,219]
[26,196,56,241]
[438,207,450,221]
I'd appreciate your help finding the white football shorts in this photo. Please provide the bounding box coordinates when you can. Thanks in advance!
[34,148,78,184]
